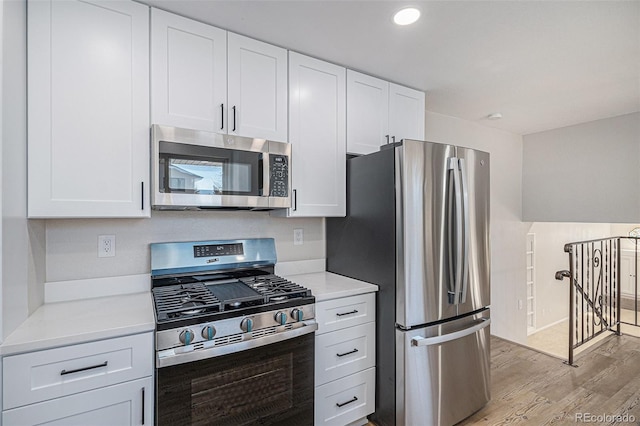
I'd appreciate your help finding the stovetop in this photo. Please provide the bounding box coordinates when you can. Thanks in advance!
[152,273,313,329]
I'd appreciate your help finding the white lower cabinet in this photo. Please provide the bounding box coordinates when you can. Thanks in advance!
[2,332,154,425]
[315,293,376,426]
[3,377,153,426]
[315,367,375,426]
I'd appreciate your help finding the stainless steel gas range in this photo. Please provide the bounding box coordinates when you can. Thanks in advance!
[151,238,317,425]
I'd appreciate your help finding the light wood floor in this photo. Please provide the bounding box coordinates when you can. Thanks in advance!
[457,335,640,425]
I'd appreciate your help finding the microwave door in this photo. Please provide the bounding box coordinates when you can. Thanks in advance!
[151,125,290,210]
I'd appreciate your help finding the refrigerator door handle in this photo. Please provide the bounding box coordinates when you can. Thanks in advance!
[410,318,490,347]
[458,158,470,304]
[448,157,464,305]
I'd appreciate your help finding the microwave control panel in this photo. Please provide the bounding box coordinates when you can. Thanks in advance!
[269,155,289,197]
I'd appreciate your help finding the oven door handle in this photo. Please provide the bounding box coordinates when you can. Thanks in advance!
[157,321,318,368]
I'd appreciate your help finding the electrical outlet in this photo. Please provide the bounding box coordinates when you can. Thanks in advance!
[293,228,304,245]
[98,235,116,258]
[518,299,523,310]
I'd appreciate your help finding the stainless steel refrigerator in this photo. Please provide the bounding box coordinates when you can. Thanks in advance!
[327,139,491,426]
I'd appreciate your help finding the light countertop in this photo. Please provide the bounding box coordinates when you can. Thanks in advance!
[0,292,155,356]
[284,271,378,302]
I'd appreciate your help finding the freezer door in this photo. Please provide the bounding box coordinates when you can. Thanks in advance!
[396,310,491,426]
[396,140,490,328]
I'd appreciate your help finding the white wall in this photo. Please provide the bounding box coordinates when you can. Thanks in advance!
[523,112,640,223]
[45,212,324,282]
[425,111,529,344]
[528,222,611,330]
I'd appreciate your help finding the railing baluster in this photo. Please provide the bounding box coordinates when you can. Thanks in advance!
[557,236,640,366]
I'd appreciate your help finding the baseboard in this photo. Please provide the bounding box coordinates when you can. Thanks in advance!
[529,316,569,335]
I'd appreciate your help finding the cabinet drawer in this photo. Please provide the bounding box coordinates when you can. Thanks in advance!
[3,332,153,409]
[2,376,153,426]
[315,367,375,426]
[316,293,375,334]
[316,322,375,386]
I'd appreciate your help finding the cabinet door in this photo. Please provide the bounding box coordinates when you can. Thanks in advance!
[28,0,150,218]
[2,377,153,426]
[151,8,227,133]
[389,83,425,142]
[287,52,346,217]
[620,253,638,296]
[346,70,389,155]
[228,33,287,142]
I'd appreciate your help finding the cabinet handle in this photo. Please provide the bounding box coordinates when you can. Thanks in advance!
[232,105,237,131]
[336,396,358,408]
[220,103,224,130]
[336,348,359,357]
[141,182,144,210]
[141,387,145,425]
[385,134,390,144]
[293,189,297,211]
[60,361,108,376]
[336,309,358,317]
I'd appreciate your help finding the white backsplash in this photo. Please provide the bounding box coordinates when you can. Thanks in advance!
[45,211,325,282]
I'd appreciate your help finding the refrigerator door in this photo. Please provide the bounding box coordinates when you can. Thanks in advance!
[396,140,456,328]
[396,309,491,426]
[455,146,491,314]
[396,140,490,328]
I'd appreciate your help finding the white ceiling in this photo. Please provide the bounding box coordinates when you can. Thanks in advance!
[142,0,640,136]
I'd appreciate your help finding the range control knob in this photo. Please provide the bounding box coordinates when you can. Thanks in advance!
[240,317,254,333]
[274,312,287,325]
[179,329,195,346]
[291,308,304,322]
[201,325,216,340]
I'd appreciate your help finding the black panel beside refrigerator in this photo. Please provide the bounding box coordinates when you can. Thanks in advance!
[327,141,491,426]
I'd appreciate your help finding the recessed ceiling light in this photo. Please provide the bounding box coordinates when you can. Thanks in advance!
[487,112,503,120]
[394,7,421,26]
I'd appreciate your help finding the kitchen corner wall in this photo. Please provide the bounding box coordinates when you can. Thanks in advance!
[45,213,324,282]
[2,0,45,342]
[425,111,529,344]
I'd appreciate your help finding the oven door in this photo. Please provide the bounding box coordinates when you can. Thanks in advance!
[156,332,314,426]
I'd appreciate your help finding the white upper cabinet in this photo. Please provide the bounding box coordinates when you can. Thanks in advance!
[227,33,288,142]
[346,70,425,155]
[151,8,227,133]
[151,10,288,142]
[389,82,425,142]
[285,52,346,217]
[28,0,150,218]
[346,71,390,155]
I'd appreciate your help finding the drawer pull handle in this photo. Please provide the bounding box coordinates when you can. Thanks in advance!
[336,396,358,408]
[336,348,359,357]
[60,361,108,376]
[336,310,358,317]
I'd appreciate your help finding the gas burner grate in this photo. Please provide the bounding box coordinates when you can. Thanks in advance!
[240,274,312,302]
[153,283,221,322]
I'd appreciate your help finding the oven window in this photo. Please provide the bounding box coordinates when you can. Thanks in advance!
[158,141,261,196]
[157,333,314,426]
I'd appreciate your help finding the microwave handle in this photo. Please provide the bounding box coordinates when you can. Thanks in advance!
[261,153,270,197]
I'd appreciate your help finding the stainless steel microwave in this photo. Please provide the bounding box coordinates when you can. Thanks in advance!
[151,125,291,210]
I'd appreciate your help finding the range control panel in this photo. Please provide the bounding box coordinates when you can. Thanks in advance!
[193,243,244,258]
[269,155,289,198]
